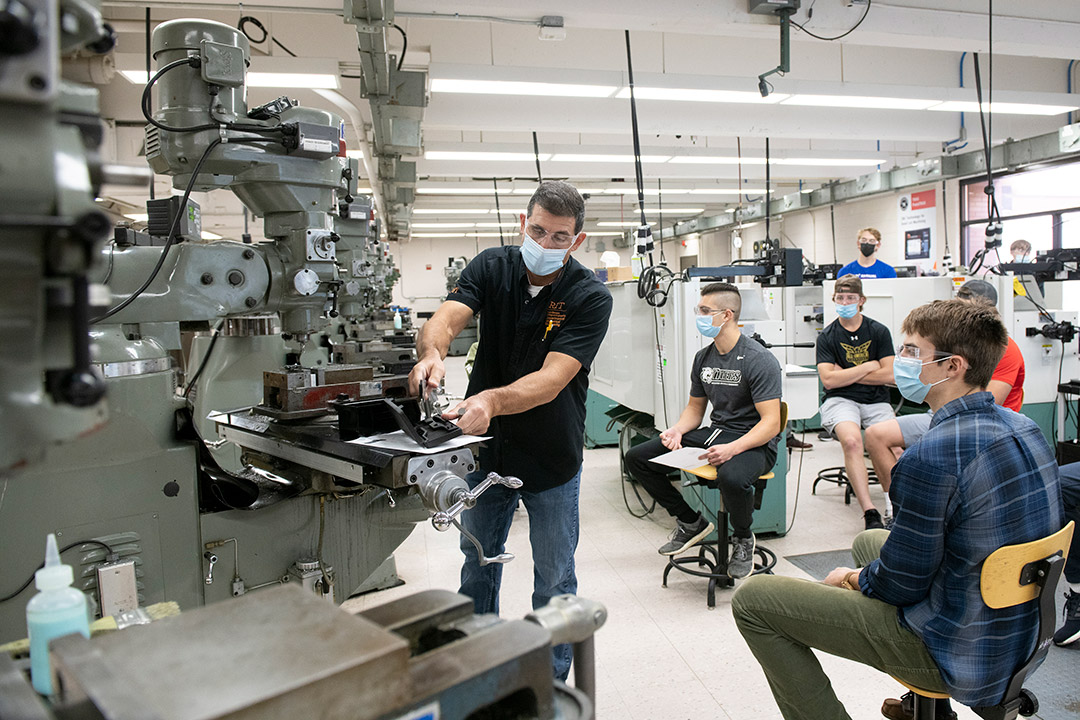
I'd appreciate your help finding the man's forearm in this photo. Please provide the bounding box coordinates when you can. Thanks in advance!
[859,366,895,386]
[822,363,873,389]
[416,317,453,361]
[476,369,563,417]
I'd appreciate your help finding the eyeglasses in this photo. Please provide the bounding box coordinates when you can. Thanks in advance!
[694,305,726,317]
[834,293,861,303]
[525,223,577,249]
[896,344,953,362]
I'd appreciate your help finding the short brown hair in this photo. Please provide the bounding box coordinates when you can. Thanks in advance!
[701,282,742,321]
[1009,239,1031,255]
[901,299,1007,388]
[834,274,864,298]
[527,181,586,234]
[858,227,881,243]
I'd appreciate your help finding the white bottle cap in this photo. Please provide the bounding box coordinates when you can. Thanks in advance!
[35,534,74,591]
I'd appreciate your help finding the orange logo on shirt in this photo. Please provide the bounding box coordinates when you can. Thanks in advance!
[544,301,566,341]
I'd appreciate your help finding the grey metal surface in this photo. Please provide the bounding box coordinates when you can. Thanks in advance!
[58,585,411,720]
[218,425,368,483]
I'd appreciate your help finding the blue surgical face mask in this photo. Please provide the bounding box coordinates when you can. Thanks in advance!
[521,234,569,276]
[893,356,952,404]
[835,302,858,319]
[696,315,725,338]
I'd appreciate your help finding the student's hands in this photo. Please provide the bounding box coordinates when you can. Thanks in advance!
[824,566,859,590]
[700,442,739,466]
[444,392,495,435]
[659,427,683,450]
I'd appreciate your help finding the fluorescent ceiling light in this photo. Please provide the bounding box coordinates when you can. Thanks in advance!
[775,158,885,166]
[120,69,339,89]
[247,72,339,89]
[430,78,617,98]
[549,153,670,163]
[615,87,787,104]
[597,221,656,227]
[413,208,497,214]
[123,212,149,222]
[670,156,883,166]
[781,94,938,110]
[201,231,223,240]
[928,101,1078,116]
[586,231,628,237]
[640,207,704,213]
[425,150,550,162]
[475,221,521,227]
[412,232,506,237]
[412,222,478,228]
[417,187,502,195]
[687,188,765,195]
[669,156,765,165]
[120,69,149,84]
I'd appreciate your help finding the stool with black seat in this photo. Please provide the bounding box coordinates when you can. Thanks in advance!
[812,463,880,504]
[887,520,1074,720]
[661,402,786,609]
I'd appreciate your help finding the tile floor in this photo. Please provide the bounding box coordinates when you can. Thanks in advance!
[344,357,991,720]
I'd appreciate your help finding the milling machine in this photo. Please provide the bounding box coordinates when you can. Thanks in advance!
[0,15,475,641]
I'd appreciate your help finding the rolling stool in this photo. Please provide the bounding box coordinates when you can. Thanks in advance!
[662,404,786,608]
[887,521,1074,719]
[812,465,879,504]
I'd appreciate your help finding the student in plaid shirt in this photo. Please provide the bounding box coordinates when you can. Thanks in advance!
[732,299,1064,720]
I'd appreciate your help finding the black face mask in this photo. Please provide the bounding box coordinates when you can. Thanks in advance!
[859,242,877,258]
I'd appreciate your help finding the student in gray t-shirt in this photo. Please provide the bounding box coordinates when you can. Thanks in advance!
[624,282,783,579]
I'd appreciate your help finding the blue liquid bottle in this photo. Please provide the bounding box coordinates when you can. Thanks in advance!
[26,534,90,696]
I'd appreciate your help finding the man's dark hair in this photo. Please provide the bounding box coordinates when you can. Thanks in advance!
[527,181,586,234]
[902,299,1007,388]
[701,282,742,321]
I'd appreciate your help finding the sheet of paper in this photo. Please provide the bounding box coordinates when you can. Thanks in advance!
[648,446,713,472]
[347,429,490,454]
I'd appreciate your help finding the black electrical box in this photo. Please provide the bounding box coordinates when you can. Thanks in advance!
[748,0,801,15]
[146,196,201,242]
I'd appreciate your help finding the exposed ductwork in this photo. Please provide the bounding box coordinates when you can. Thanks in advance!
[344,0,426,242]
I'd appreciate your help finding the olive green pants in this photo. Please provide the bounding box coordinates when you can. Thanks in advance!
[732,530,947,720]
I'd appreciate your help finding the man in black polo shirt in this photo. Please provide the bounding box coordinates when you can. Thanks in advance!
[408,180,612,679]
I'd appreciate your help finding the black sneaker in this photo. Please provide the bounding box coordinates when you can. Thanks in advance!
[659,516,714,556]
[1053,589,1080,646]
[864,508,884,530]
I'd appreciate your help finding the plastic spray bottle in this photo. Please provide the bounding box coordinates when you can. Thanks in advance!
[393,307,403,330]
[26,534,90,696]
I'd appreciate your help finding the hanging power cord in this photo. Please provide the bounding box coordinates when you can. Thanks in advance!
[532,131,544,182]
[183,320,225,399]
[493,177,505,246]
[618,425,657,518]
[391,23,407,70]
[238,15,296,57]
[317,495,333,595]
[790,0,871,41]
[0,540,117,603]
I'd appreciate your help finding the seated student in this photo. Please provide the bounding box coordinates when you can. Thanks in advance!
[732,298,1064,720]
[837,227,897,279]
[865,279,1025,522]
[624,282,782,579]
[816,275,895,529]
[1056,462,1080,646]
